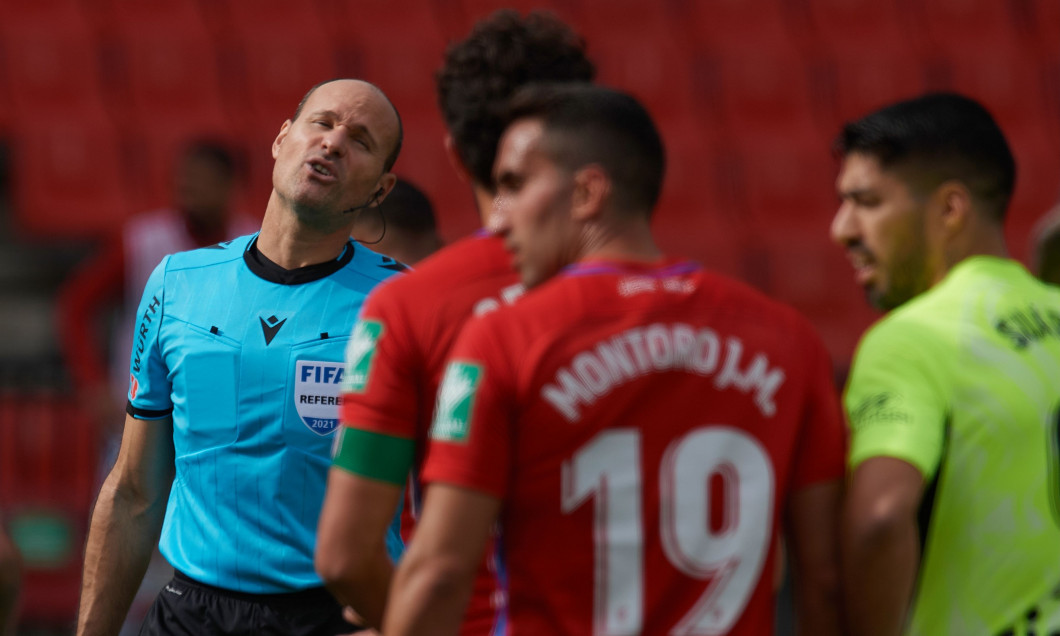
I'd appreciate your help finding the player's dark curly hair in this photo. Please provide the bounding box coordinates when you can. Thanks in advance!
[435,9,595,190]
[835,92,1015,224]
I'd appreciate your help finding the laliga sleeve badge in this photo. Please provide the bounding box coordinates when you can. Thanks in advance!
[129,374,139,400]
[294,360,344,436]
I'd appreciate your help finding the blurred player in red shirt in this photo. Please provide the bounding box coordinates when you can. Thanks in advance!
[314,10,595,632]
[386,84,846,636]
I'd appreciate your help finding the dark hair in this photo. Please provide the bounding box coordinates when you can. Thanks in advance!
[835,92,1016,223]
[293,79,404,172]
[181,138,239,180]
[504,83,666,216]
[378,178,438,234]
[435,9,595,190]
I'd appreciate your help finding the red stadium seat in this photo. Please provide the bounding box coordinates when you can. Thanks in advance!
[824,48,933,128]
[677,0,805,54]
[708,40,823,135]
[0,392,96,627]
[0,8,110,121]
[912,0,1023,55]
[939,46,1052,134]
[732,125,837,236]
[1004,124,1060,262]
[222,22,339,139]
[653,121,750,281]
[455,0,585,36]
[1023,0,1060,57]
[9,111,133,238]
[104,13,232,132]
[804,0,924,57]
[582,17,696,123]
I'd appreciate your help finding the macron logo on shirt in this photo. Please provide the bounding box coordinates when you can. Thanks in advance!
[260,315,287,345]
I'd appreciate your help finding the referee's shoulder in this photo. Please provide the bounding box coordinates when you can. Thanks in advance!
[347,242,410,285]
[166,234,254,272]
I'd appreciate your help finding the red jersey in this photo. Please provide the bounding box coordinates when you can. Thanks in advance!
[339,232,521,635]
[423,258,846,636]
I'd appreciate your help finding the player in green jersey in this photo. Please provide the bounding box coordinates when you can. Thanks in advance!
[832,92,1060,636]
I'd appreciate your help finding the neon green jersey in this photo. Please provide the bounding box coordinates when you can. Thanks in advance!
[845,256,1060,636]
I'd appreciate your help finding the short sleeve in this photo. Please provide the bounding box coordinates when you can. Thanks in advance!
[844,319,949,479]
[126,257,172,419]
[790,331,848,489]
[421,316,514,499]
[340,286,420,441]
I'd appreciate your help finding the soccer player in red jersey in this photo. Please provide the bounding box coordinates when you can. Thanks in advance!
[313,10,595,632]
[385,84,847,636]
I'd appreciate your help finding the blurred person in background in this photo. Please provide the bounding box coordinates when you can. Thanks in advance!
[386,83,845,636]
[351,177,443,266]
[57,139,258,444]
[77,78,404,636]
[1031,199,1060,285]
[314,10,595,632]
[0,522,19,636]
[833,92,1060,635]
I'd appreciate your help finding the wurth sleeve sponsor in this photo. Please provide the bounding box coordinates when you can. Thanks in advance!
[126,257,174,417]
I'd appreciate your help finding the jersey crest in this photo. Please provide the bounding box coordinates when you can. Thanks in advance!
[431,361,483,443]
[294,360,344,436]
[343,319,383,393]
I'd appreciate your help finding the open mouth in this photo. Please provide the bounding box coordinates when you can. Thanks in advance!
[845,249,877,285]
[307,159,336,181]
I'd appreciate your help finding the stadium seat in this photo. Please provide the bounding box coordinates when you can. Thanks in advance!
[581,18,696,123]
[939,45,1052,135]
[0,392,95,627]
[707,40,823,135]
[912,0,1023,55]
[221,21,340,139]
[823,48,932,128]
[1023,0,1060,57]
[93,0,210,32]
[104,13,232,133]
[1004,125,1060,261]
[0,8,110,121]
[731,125,837,236]
[804,0,924,58]
[455,0,585,35]
[0,0,88,24]
[341,27,448,117]
[9,111,133,238]
[755,227,876,365]
[676,0,805,54]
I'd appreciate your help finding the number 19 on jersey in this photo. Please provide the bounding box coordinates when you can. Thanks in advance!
[562,426,775,636]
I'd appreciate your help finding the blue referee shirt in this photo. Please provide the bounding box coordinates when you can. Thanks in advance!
[127,233,406,593]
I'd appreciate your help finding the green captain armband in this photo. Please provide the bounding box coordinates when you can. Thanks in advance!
[332,427,415,486]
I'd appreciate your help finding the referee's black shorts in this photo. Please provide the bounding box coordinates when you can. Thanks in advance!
[139,570,366,636]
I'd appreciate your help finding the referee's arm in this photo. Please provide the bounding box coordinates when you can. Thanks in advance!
[77,413,175,636]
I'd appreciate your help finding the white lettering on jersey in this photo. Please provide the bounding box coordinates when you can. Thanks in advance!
[473,283,527,316]
[542,323,785,423]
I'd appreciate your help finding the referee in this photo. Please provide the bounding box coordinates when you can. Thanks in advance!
[77,79,405,636]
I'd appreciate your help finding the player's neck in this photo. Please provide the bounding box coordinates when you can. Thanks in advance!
[580,218,662,265]
[471,184,494,228]
[938,227,1009,284]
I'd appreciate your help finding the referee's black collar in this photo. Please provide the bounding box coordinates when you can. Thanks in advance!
[243,236,355,285]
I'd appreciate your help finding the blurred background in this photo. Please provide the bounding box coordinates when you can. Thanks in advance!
[0,0,1057,633]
